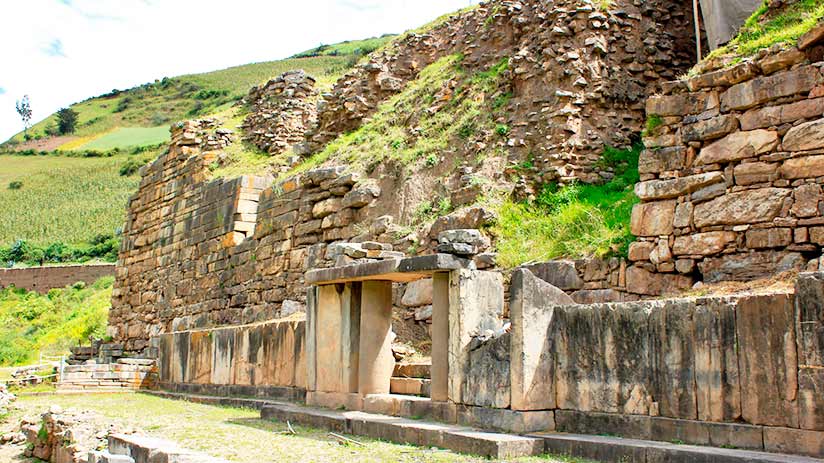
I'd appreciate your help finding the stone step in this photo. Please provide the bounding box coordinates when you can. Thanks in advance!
[533,432,824,463]
[393,362,431,379]
[260,402,544,459]
[389,377,431,396]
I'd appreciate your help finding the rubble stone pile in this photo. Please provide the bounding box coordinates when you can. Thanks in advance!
[242,70,318,157]
[306,0,700,184]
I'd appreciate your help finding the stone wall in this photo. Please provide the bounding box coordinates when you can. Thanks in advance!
[109,120,383,352]
[154,319,306,401]
[59,359,157,392]
[491,268,824,457]
[0,264,114,293]
[629,28,824,290]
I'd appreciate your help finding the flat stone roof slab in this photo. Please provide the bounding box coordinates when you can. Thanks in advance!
[305,254,474,285]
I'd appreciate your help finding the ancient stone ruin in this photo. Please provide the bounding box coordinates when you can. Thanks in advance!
[97,0,824,460]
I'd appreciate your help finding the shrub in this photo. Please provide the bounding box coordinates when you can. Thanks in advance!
[495,124,510,137]
[119,157,147,176]
[114,97,131,113]
[8,181,22,190]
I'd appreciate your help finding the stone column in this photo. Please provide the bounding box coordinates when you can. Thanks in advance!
[430,272,450,401]
[307,283,361,393]
[358,281,394,395]
[448,270,504,404]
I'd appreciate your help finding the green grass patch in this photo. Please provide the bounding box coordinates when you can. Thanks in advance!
[708,0,824,59]
[287,54,509,180]
[0,154,140,246]
[292,35,397,58]
[0,277,112,366]
[81,127,170,150]
[491,144,642,268]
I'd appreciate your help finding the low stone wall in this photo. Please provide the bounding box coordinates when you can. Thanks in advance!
[154,318,306,400]
[629,27,824,292]
[0,264,114,292]
[489,269,824,457]
[59,359,157,392]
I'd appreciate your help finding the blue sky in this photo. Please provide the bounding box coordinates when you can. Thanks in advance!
[0,0,479,141]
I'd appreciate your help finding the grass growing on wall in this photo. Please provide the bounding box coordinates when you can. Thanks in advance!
[287,53,509,179]
[0,154,139,246]
[0,277,111,366]
[491,144,642,268]
[709,0,824,59]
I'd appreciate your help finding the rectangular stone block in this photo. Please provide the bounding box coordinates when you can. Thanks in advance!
[736,294,799,428]
[554,410,652,440]
[457,406,554,433]
[764,426,824,458]
[649,300,698,420]
[447,270,504,404]
[554,303,653,415]
[794,272,824,431]
[694,298,742,422]
[462,333,510,408]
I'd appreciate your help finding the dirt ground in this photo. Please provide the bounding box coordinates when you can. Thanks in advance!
[0,393,589,463]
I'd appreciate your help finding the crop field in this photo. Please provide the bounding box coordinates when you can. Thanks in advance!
[81,126,170,150]
[0,154,139,246]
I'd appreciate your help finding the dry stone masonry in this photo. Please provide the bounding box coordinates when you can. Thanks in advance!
[242,70,318,158]
[630,26,824,290]
[110,120,386,352]
[306,0,700,184]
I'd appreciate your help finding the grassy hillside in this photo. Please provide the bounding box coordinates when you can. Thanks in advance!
[3,36,395,151]
[0,277,111,366]
[0,153,145,250]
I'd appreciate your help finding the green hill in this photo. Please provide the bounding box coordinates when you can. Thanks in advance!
[2,36,395,152]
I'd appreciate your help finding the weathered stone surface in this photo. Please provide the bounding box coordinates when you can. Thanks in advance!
[462,333,510,408]
[554,303,653,414]
[570,289,637,304]
[699,251,805,283]
[764,426,824,458]
[783,118,824,152]
[509,268,574,411]
[681,115,738,142]
[628,242,654,262]
[631,201,676,237]
[649,240,672,265]
[722,66,823,111]
[341,183,380,208]
[736,294,799,428]
[739,97,824,131]
[448,270,504,404]
[522,260,584,291]
[687,62,758,91]
[672,231,737,256]
[673,202,693,228]
[646,91,719,116]
[759,48,807,75]
[693,188,789,227]
[401,279,433,307]
[694,298,741,422]
[695,129,778,165]
[649,300,697,419]
[792,183,823,218]
[625,266,693,296]
[745,228,792,249]
[638,147,686,174]
[634,172,724,201]
[733,161,778,185]
[780,154,824,179]
[458,406,554,434]
[794,272,824,431]
[799,21,824,50]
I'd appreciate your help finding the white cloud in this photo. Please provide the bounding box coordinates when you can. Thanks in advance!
[0,0,479,141]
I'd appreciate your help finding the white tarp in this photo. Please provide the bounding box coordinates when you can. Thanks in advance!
[699,0,764,50]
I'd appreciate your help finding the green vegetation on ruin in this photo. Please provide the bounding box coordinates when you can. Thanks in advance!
[491,144,642,268]
[708,0,824,59]
[4,393,596,463]
[292,34,397,58]
[283,53,509,180]
[0,277,111,366]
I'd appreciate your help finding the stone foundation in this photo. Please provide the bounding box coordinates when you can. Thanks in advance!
[59,359,157,392]
[0,264,114,293]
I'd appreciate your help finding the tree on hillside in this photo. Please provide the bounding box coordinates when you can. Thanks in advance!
[56,107,79,135]
[15,95,32,139]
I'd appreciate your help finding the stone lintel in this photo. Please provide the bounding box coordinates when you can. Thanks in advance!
[305,254,474,285]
